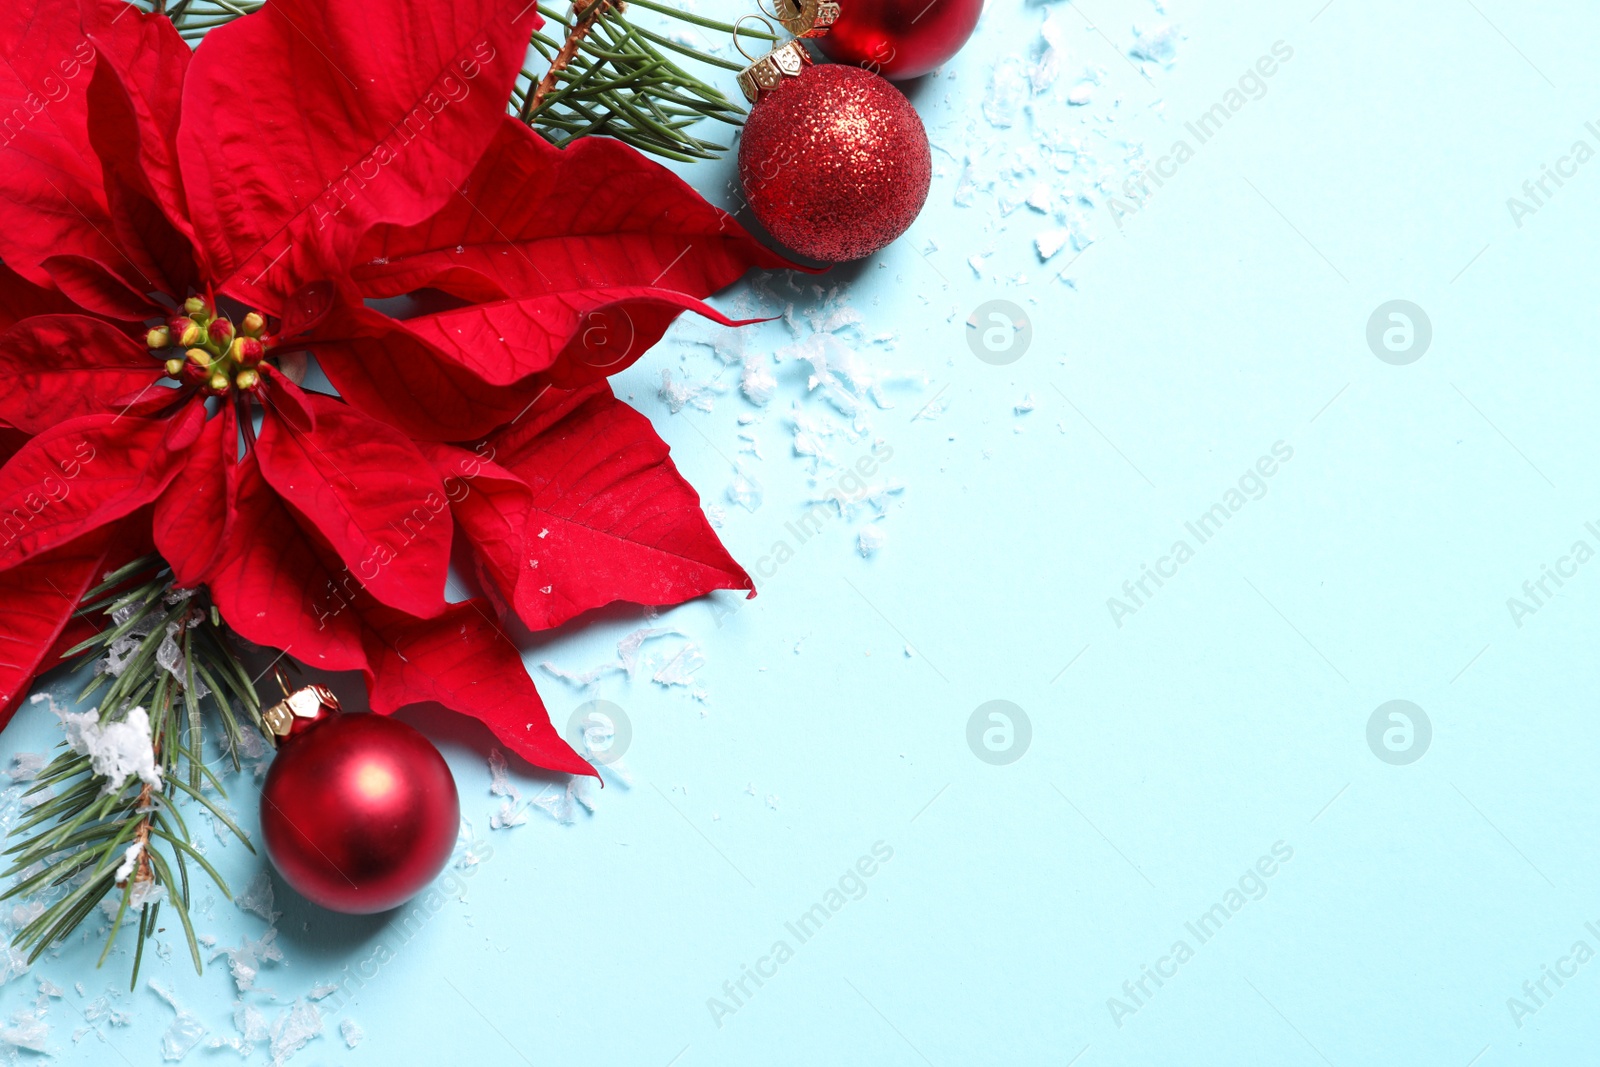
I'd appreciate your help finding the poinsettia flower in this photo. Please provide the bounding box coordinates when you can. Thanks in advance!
[0,0,790,772]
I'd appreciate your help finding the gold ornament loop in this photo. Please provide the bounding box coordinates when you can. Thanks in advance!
[732,15,777,64]
[736,38,814,104]
[761,0,838,39]
[263,684,340,738]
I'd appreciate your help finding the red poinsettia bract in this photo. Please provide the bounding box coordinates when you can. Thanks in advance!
[0,0,790,773]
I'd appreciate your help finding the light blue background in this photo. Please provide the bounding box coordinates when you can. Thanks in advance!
[5,0,1600,1063]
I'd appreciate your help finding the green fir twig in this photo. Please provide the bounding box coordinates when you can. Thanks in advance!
[2,556,269,988]
[133,0,775,161]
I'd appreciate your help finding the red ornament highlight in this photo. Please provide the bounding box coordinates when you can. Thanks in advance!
[817,0,983,81]
[259,690,460,914]
[738,63,931,263]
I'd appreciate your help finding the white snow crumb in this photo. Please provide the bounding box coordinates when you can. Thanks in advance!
[1015,392,1036,414]
[6,752,45,782]
[114,841,144,883]
[982,56,1028,127]
[740,355,776,405]
[1068,82,1094,105]
[490,798,528,831]
[228,724,271,769]
[657,368,721,413]
[82,994,131,1028]
[488,749,516,799]
[745,783,757,796]
[235,870,280,924]
[705,503,726,528]
[0,1007,49,1054]
[456,820,488,868]
[35,978,61,999]
[57,705,163,794]
[211,928,283,995]
[615,628,682,674]
[526,784,577,825]
[1130,22,1182,67]
[340,1019,364,1049]
[904,645,916,658]
[653,643,706,689]
[1030,9,1070,92]
[857,525,888,557]
[1035,229,1072,261]
[765,795,781,810]
[149,979,207,1061]
[128,878,166,909]
[217,1000,270,1057]
[306,984,339,1001]
[268,1000,322,1065]
[727,466,763,512]
[489,749,528,828]
[102,603,207,698]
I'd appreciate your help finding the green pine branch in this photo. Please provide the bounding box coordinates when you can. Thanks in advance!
[136,0,776,161]
[2,556,269,988]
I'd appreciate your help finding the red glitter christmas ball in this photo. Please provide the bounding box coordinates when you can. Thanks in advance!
[817,0,983,81]
[738,64,931,263]
[260,699,459,914]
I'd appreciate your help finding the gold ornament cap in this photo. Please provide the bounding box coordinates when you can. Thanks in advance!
[263,684,340,738]
[736,39,813,105]
[768,0,839,39]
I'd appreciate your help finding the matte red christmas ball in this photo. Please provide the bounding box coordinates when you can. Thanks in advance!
[259,689,459,914]
[738,61,930,262]
[817,0,983,81]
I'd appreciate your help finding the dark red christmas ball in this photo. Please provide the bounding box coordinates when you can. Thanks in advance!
[260,708,459,914]
[738,64,930,262]
[817,0,983,81]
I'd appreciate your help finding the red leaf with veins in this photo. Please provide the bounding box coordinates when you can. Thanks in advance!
[0,265,75,331]
[0,315,163,433]
[0,415,184,571]
[0,525,114,727]
[257,365,317,435]
[178,0,539,308]
[354,116,794,300]
[206,453,369,674]
[0,2,112,292]
[38,253,157,321]
[467,382,752,632]
[85,39,197,298]
[392,286,754,388]
[255,391,451,618]
[362,599,594,777]
[417,441,532,620]
[154,404,233,588]
[312,299,551,442]
[84,3,195,252]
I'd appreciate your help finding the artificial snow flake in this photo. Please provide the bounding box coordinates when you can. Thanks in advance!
[53,702,162,794]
